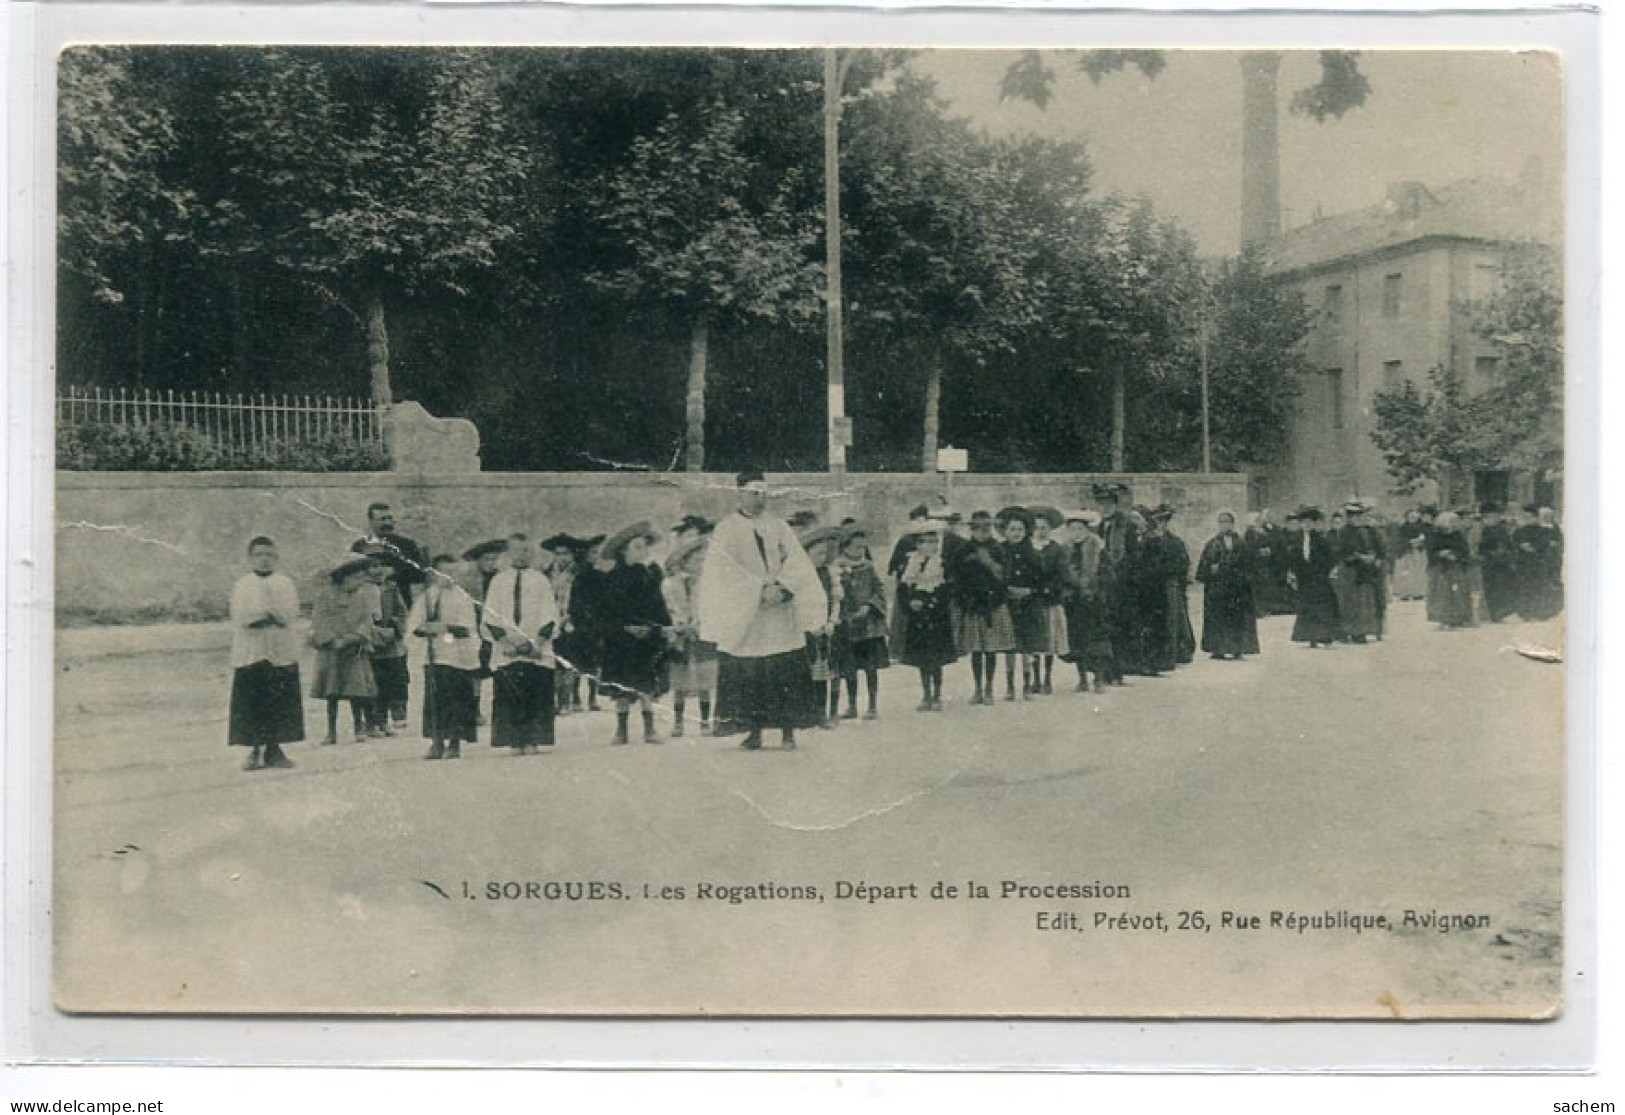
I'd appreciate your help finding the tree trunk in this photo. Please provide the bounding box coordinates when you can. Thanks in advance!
[1111,364,1126,471]
[686,314,709,472]
[364,289,392,407]
[920,356,942,472]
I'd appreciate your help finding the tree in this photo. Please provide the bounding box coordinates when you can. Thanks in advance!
[842,73,1083,470]
[1370,243,1563,496]
[1201,245,1312,469]
[1370,364,1472,495]
[57,46,195,304]
[209,48,533,405]
[582,100,823,471]
[1465,242,1564,474]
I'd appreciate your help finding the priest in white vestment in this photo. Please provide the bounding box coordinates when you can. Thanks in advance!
[696,469,827,749]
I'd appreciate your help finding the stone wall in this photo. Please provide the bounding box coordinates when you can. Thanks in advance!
[55,470,1249,621]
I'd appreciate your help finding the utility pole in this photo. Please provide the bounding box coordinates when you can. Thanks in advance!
[1199,302,1212,474]
[824,48,848,476]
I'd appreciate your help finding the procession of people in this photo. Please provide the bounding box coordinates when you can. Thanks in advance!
[225,482,1566,770]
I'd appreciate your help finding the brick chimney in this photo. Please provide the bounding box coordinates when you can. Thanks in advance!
[1239,52,1282,248]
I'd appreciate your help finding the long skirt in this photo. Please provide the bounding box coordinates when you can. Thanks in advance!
[901,599,959,669]
[840,635,890,674]
[713,648,824,735]
[1482,565,1519,622]
[1291,576,1342,644]
[228,661,305,748]
[1201,580,1260,657]
[601,632,668,700]
[1426,566,1477,627]
[1061,594,1114,666]
[310,645,377,700]
[1336,575,1382,639]
[1522,576,1564,621]
[953,603,1015,654]
[422,664,478,743]
[491,662,556,748]
[1391,550,1428,600]
[1008,598,1052,654]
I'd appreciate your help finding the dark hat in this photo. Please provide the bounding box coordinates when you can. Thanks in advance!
[908,502,931,520]
[840,524,870,543]
[1091,482,1129,501]
[787,510,821,529]
[1028,505,1064,529]
[996,505,1035,531]
[1521,501,1542,514]
[671,513,715,535]
[802,526,844,551]
[969,509,994,525]
[603,521,659,562]
[461,538,508,562]
[1342,500,1370,515]
[1148,503,1176,525]
[539,532,590,554]
[736,468,766,487]
[1295,505,1326,522]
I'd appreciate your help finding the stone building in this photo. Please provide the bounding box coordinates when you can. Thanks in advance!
[1261,167,1561,514]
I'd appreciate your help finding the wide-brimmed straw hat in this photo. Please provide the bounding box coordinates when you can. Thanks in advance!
[461,538,508,562]
[1028,505,1064,529]
[603,521,660,562]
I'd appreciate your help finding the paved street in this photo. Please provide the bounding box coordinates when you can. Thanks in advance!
[52,599,1565,1018]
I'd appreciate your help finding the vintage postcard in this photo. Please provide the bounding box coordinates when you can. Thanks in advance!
[48,42,1570,1019]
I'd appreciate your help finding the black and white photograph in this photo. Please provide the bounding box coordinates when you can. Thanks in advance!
[47,41,1571,1019]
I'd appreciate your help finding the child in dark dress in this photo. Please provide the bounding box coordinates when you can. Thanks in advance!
[834,527,890,720]
[598,522,673,745]
[899,525,958,711]
[310,553,380,744]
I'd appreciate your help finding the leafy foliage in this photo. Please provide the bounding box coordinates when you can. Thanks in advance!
[57,47,195,303]
[57,46,1333,475]
[56,420,387,471]
[1369,244,1563,493]
[1288,51,1373,122]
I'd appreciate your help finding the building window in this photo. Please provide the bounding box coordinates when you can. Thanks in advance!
[1327,368,1344,430]
[1383,359,1404,388]
[1382,272,1403,317]
[1475,355,1500,381]
[1323,284,1344,326]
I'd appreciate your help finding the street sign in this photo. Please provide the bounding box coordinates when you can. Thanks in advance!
[936,446,968,473]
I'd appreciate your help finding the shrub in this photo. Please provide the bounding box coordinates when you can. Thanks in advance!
[57,421,388,471]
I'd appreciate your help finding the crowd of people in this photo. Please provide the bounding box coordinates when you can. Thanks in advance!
[223,481,1565,771]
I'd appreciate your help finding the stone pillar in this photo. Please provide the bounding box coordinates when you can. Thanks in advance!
[383,401,482,477]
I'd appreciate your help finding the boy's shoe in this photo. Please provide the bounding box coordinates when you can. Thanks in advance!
[242,748,264,771]
[424,742,445,761]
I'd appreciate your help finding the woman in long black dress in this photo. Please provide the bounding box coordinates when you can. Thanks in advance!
[1288,508,1341,647]
[1425,511,1476,629]
[598,522,673,744]
[1196,510,1260,660]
